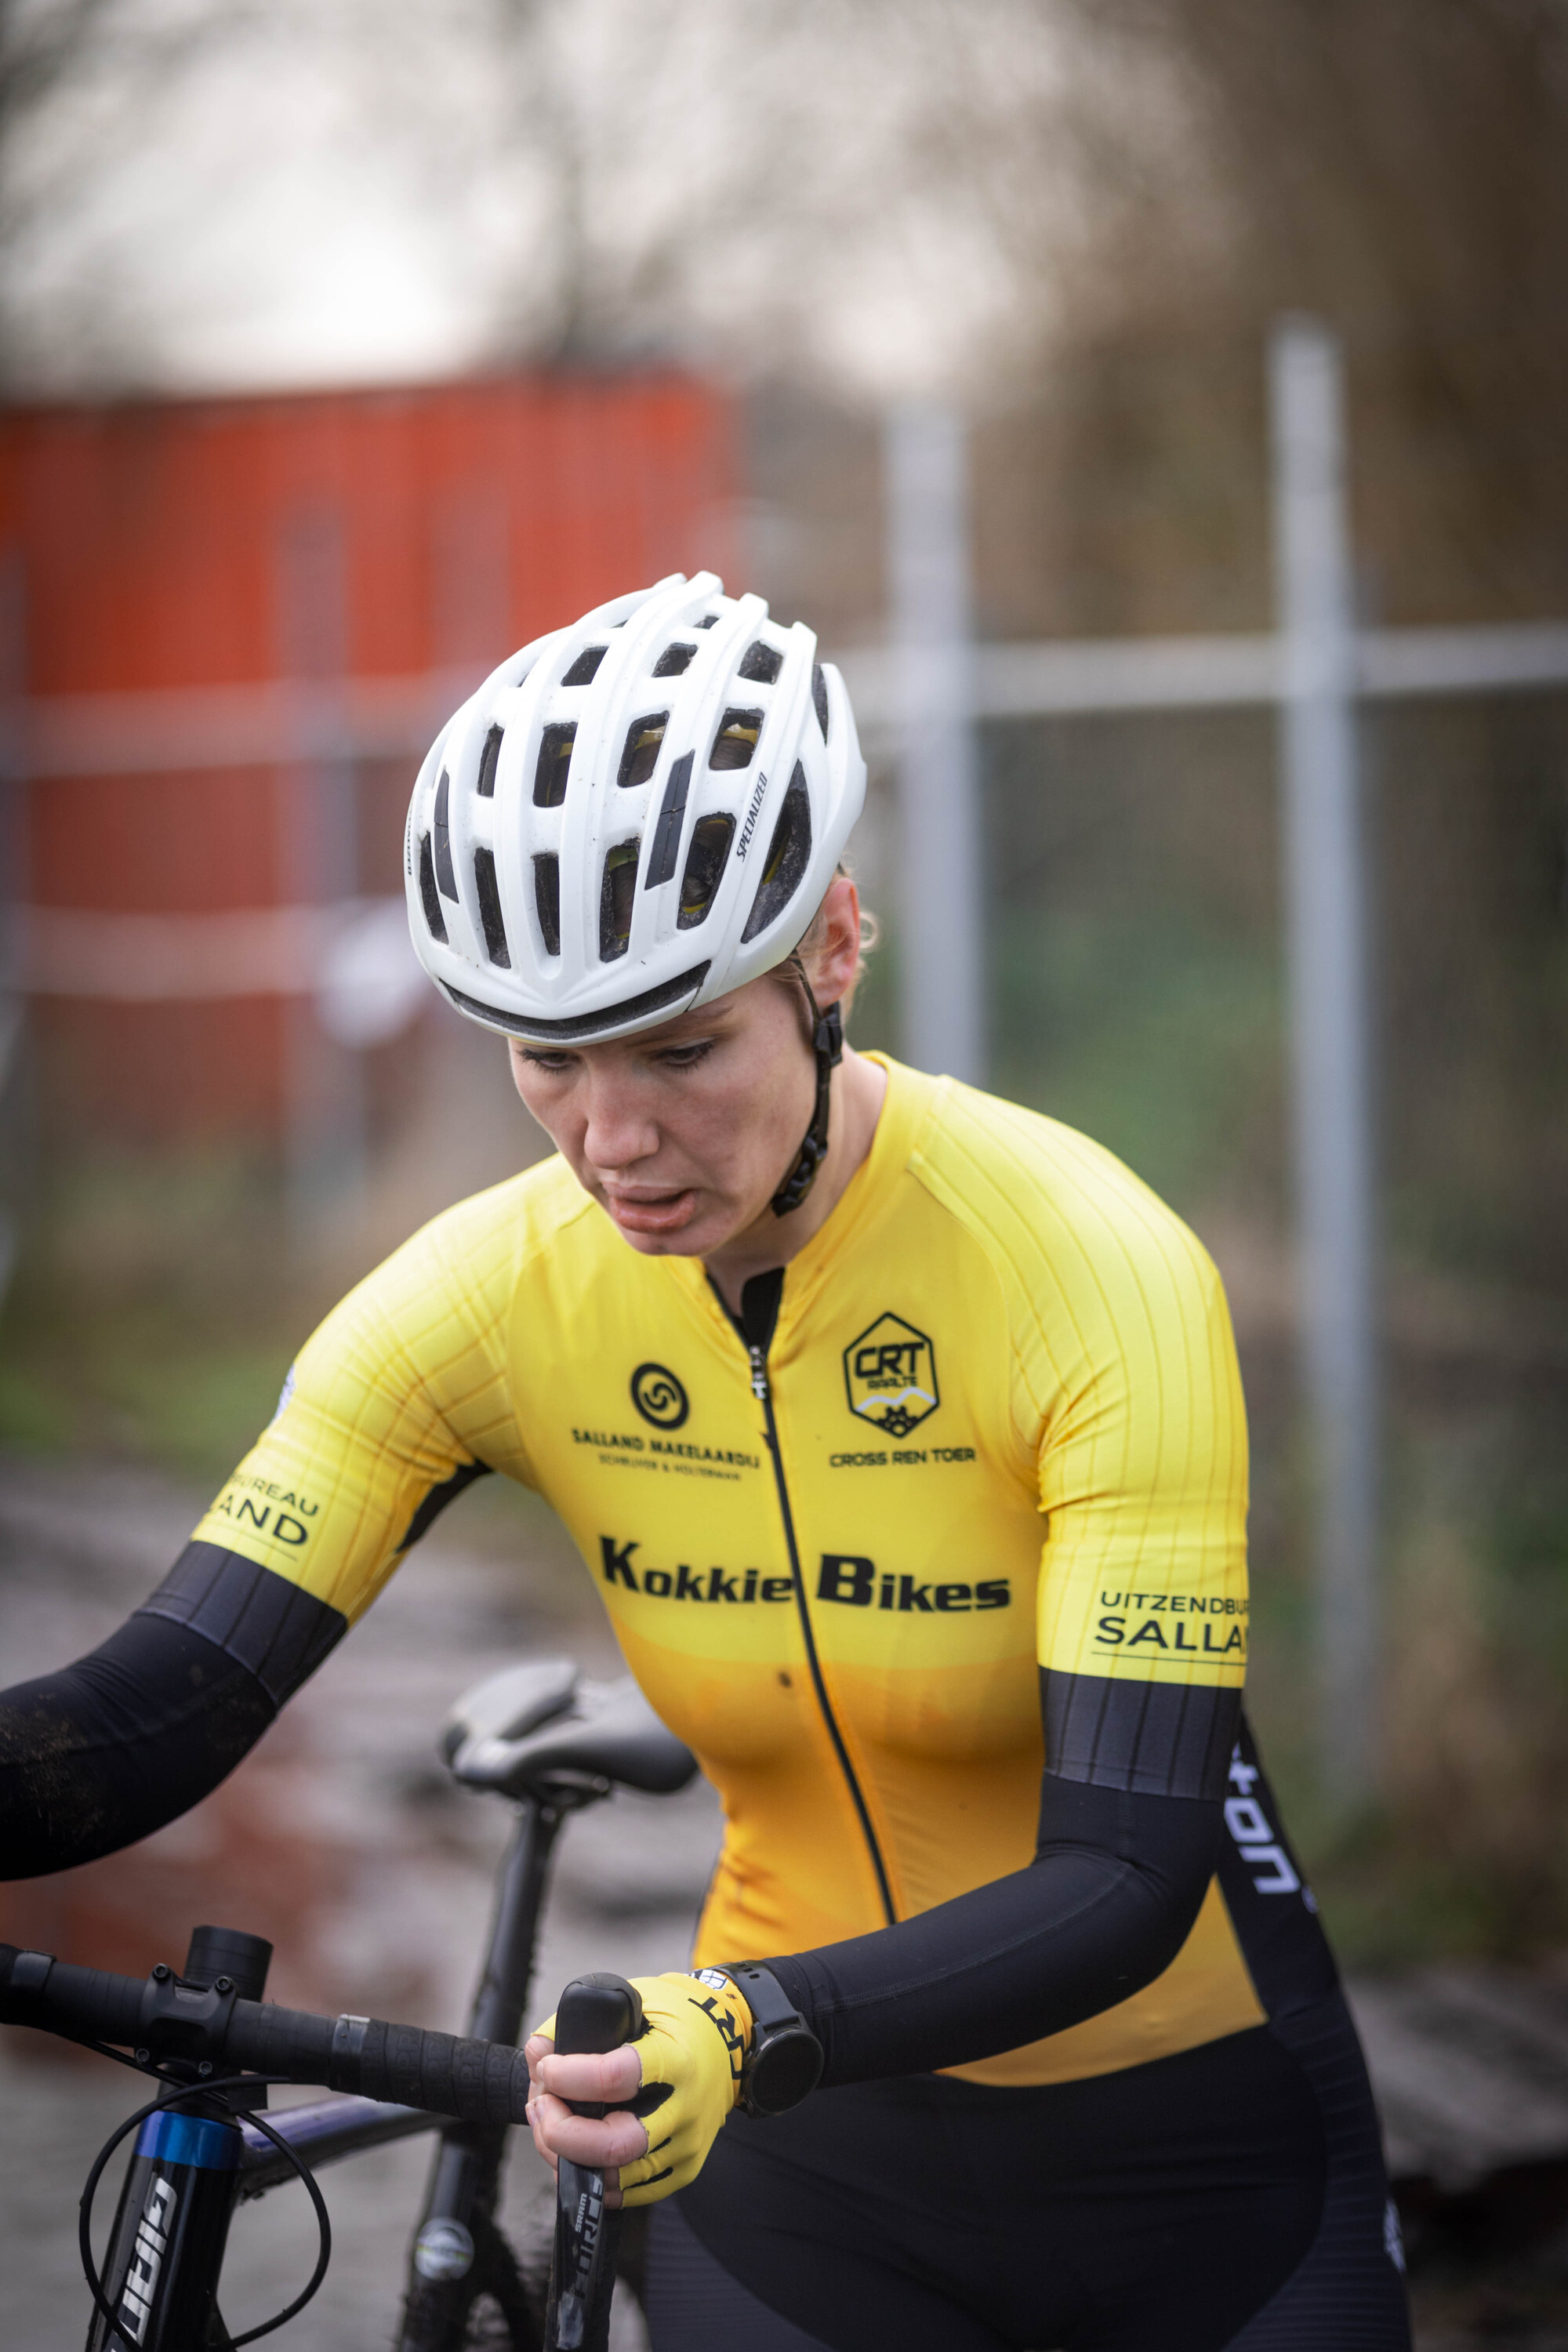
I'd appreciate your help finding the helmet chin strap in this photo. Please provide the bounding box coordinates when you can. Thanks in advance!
[771,955,844,1218]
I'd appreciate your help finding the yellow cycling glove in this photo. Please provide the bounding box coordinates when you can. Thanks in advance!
[533,1967,753,2206]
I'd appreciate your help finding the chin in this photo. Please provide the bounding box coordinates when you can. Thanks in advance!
[601,1210,710,1258]
[604,1203,742,1261]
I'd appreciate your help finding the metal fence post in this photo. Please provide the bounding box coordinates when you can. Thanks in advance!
[0,546,27,1309]
[276,506,365,1247]
[1270,316,1381,1805]
[885,401,983,1083]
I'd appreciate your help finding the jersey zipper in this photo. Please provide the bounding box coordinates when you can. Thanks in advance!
[724,1272,897,1928]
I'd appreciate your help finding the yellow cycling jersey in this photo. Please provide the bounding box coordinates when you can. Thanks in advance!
[191,1055,1266,2086]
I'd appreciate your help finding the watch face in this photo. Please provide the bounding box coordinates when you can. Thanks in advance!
[746,2023,825,2117]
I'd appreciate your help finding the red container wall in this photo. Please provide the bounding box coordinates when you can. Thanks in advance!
[0,372,737,1139]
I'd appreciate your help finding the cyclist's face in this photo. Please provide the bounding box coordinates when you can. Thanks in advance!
[508,878,861,1258]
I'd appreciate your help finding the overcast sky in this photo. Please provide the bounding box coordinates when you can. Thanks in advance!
[0,0,1196,403]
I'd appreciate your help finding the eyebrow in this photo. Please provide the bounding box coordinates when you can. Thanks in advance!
[514,1009,736,1053]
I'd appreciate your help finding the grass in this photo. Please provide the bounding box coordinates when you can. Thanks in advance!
[0,1147,299,1483]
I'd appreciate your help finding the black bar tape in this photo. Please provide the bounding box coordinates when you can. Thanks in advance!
[351,2018,533,2124]
[0,1949,144,2045]
[223,2001,532,2125]
[0,1948,531,2123]
[220,1998,336,2084]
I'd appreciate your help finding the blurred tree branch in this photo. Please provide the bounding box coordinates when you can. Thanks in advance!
[2,0,1563,616]
[0,0,274,387]
[1072,0,1568,606]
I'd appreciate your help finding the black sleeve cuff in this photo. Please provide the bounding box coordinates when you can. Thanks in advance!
[136,1543,347,1706]
[0,1552,349,1879]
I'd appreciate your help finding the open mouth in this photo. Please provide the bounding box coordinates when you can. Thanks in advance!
[602,1187,699,1236]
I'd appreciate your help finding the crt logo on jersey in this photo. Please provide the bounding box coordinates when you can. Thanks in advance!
[843,1314,939,1439]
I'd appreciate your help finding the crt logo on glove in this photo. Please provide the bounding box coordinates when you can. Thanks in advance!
[688,1973,747,2085]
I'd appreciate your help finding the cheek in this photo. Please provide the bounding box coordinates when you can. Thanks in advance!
[695,1057,810,1176]
[510,1067,576,1148]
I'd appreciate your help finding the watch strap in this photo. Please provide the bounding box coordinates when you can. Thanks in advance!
[715,1961,824,2117]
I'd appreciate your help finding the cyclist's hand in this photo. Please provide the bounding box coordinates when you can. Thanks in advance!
[526,1969,753,2206]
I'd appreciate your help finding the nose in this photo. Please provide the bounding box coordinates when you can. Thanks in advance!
[581,1069,661,1174]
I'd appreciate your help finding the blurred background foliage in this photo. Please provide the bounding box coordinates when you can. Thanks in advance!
[0,0,1566,1977]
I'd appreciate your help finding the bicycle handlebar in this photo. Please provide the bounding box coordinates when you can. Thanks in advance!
[0,1944,535,2127]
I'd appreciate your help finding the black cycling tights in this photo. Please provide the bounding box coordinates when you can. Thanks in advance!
[644,1991,1410,2352]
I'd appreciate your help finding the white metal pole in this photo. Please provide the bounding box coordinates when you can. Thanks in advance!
[276,507,364,1248]
[885,401,983,1083]
[1269,316,1380,1804]
[0,546,27,1309]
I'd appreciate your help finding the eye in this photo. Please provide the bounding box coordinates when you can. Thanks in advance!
[655,1040,714,1070]
[519,1047,575,1073]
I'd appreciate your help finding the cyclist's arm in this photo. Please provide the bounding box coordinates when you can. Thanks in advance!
[0,1203,523,1881]
[758,1182,1250,2084]
[757,1711,1228,2084]
[0,1553,346,1877]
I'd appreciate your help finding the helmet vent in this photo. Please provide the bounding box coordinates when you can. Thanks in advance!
[561,645,606,687]
[433,772,459,897]
[618,714,669,789]
[696,615,719,629]
[653,643,696,679]
[534,722,576,808]
[474,848,510,967]
[600,838,641,960]
[738,640,782,684]
[477,724,505,800]
[647,752,694,887]
[418,835,448,944]
[677,814,735,931]
[742,763,812,943]
[812,664,829,738]
[533,854,561,956]
[710,707,764,771]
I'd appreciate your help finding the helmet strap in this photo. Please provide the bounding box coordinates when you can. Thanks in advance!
[770,956,844,1219]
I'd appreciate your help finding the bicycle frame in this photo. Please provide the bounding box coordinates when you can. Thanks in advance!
[90,1791,573,2352]
[394,1792,572,2350]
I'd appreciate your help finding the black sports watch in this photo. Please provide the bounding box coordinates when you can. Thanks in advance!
[713,1962,824,2116]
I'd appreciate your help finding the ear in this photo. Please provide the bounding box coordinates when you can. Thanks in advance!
[804,873,862,1004]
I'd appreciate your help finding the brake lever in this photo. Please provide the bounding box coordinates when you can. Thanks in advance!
[543,1973,645,2352]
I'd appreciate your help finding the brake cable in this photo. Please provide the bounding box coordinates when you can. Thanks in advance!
[78,2071,331,2350]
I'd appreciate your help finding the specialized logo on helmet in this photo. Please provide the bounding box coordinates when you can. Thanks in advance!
[630,1363,690,1429]
[843,1315,938,1439]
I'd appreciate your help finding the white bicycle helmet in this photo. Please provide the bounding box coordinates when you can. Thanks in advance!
[405,571,864,1040]
[405,571,867,1213]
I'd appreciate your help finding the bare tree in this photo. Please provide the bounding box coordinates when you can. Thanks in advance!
[0,0,296,387]
[1076,0,1568,611]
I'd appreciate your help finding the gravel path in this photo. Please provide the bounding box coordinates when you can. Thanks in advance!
[0,1454,720,2348]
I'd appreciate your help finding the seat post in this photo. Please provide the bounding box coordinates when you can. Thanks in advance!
[400,1795,577,2334]
[466,1795,571,2049]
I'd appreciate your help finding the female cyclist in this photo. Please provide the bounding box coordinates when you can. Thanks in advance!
[0,572,1408,2350]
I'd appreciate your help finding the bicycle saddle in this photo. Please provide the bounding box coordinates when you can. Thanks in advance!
[441,1661,698,1802]
[441,1657,581,1756]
